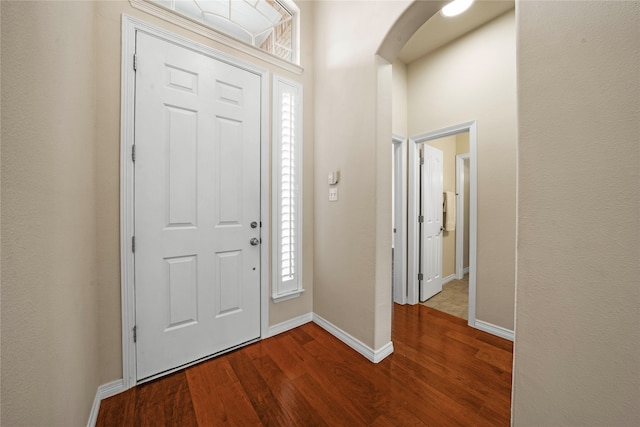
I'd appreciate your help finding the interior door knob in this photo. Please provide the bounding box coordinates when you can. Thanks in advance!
[250,238,260,246]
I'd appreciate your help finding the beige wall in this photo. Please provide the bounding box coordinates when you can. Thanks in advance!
[513,1,640,425]
[1,2,100,425]
[392,59,408,136]
[456,132,469,155]
[407,10,516,330]
[313,0,410,349]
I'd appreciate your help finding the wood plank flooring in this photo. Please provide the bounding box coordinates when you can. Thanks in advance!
[96,304,513,426]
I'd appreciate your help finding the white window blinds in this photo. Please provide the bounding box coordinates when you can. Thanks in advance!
[273,76,303,302]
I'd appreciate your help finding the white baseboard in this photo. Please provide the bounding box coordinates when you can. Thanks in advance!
[474,319,514,341]
[87,379,126,427]
[442,274,456,286]
[312,313,394,363]
[266,312,313,338]
[463,266,469,275]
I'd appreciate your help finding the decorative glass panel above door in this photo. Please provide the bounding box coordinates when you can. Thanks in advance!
[149,0,294,62]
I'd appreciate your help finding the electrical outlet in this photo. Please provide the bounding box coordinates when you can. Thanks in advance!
[329,187,338,202]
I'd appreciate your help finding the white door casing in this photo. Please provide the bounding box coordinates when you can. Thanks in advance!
[407,121,477,327]
[134,31,262,381]
[420,144,444,301]
[392,134,407,304]
[455,154,470,280]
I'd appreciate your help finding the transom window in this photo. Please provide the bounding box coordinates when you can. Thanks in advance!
[148,0,294,62]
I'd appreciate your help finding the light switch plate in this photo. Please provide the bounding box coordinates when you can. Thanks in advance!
[329,187,338,202]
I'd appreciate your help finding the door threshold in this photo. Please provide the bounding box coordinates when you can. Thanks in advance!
[136,337,261,385]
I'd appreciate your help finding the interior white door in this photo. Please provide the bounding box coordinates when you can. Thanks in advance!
[134,31,261,381]
[420,144,443,301]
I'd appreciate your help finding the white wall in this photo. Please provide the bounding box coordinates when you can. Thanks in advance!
[513,1,640,425]
[407,10,517,330]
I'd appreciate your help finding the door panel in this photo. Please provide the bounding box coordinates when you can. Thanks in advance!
[134,31,261,381]
[420,144,443,301]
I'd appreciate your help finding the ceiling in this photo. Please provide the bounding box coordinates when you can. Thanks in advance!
[397,0,515,64]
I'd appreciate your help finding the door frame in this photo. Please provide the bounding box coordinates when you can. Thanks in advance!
[408,121,478,327]
[392,134,407,304]
[455,153,470,280]
[120,15,270,389]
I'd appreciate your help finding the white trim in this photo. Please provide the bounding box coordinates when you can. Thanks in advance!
[267,312,313,337]
[87,391,100,427]
[407,137,419,305]
[120,15,137,390]
[120,15,270,387]
[455,154,470,280]
[441,273,456,286]
[392,133,408,305]
[408,122,478,329]
[87,380,126,427]
[312,314,394,363]
[259,51,271,341]
[272,289,305,303]
[463,266,470,275]
[129,0,303,74]
[474,320,514,342]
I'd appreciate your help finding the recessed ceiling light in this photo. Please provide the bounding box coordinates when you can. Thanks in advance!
[441,0,474,17]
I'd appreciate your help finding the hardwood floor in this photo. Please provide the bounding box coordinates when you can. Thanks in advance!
[96,304,513,426]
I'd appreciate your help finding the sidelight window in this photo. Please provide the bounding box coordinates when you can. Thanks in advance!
[272,75,303,302]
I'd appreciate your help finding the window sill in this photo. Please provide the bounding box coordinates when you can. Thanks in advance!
[129,0,303,75]
[272,289,305,303]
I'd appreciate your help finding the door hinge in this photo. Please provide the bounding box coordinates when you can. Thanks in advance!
[133,54,137,71]
[418,273,424,281]
[420,157,424,165]
[418,215,424,223]
[132,144,136,162]
[133,325,137,343]
[132,236,135,253]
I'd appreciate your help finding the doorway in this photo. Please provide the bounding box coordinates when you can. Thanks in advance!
[408,122,478,326]
[120,17,271,388]
[415,132,471,320]
[133,31,262,381]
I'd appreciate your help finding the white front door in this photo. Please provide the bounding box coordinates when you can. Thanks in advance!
[134,32,261,381]
[420,144,443,301]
